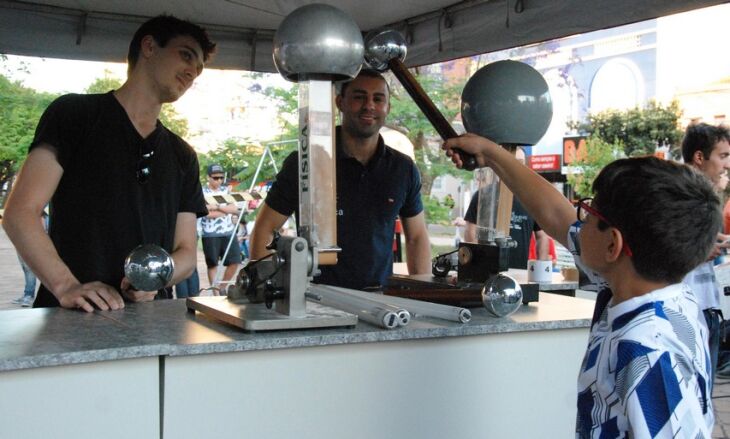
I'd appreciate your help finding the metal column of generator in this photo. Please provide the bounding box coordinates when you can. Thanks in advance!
[187,4,364,331]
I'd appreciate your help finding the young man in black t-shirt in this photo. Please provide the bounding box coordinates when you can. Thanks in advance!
[2,16,216,312]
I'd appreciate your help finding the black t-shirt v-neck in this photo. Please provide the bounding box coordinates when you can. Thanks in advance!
[30,92,206,306]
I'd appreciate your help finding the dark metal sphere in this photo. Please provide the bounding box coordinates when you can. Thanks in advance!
[273,4,364,82]
[461,60,552,146]
[124,244,175,292]
[481,273,523,317]
[364,29,407,71]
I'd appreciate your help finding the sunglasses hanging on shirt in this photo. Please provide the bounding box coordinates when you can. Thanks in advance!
[136,134,158,184]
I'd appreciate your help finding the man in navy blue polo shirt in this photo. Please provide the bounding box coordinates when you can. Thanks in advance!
[250,69,432,290]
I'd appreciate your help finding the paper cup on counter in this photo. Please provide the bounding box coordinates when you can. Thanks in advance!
[527,259,552,282]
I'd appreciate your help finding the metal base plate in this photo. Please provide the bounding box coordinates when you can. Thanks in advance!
[186,296,358,331]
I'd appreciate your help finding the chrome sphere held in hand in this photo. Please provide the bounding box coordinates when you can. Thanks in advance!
[273,3,364,82]
[124,244,175,292]
[363,29,407,71]
[481,273,523,317]
[461,60,552,146]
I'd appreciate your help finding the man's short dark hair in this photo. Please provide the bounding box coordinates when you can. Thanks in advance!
[127,15,216,74]
[681,123,730,163]
[338,69,390,97]
[592,156,721,283]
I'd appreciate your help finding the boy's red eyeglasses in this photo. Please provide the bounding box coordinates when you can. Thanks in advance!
[577,198,633,257]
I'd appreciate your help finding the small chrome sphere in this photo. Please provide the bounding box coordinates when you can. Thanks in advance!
[481,273,523,317]
[461,60,552,146]
[273,3,364,82]
[124,244,175,292]
[364,29,407,72]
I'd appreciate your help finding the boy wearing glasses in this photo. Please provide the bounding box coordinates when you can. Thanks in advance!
[443,134,718,437]
[2,16,216,312]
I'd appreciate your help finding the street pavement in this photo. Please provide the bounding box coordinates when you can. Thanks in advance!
[0,226,729,437]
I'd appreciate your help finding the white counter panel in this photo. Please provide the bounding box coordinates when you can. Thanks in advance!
[0,357,159,439]
[165,327,588,438]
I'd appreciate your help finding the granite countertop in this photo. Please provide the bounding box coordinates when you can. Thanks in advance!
[0,292,594,372]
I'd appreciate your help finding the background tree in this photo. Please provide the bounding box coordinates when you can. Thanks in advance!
[256,75,299,142]
[85,72,190,138]
[387,72,472,197]
[198,137,295,189]
[201,74,300,189]
[568,100,683,157]
[0,71,58,205]
[566,136,624,198]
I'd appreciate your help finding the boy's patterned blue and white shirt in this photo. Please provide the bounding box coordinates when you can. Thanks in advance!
[200,185,237,237]
[567,221,714,438]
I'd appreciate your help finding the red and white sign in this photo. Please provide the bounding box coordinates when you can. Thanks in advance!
[528,154,562,172]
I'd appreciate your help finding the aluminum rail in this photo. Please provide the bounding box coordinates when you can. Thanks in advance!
[312,284,411,326]
[307,286,406,329]
[324,284,472,323]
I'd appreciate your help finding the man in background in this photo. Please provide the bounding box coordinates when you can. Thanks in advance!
[682,122,730,385]
[463,148,551,268]
[200,164,242,289]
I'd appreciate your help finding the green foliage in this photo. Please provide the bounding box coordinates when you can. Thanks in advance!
[159,104,190,138]
[422,195,451,225]
[387,72,472,195]
[212,74,299,191]
[568,100,683,157]
[198,138,296,189]
[261,81,299,141]
[566,136,623,198]
[84,71,121,94]
[85,73,190,138]
[0,73,59,201]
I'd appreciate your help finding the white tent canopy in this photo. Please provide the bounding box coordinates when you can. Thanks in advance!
[1,0,726,72]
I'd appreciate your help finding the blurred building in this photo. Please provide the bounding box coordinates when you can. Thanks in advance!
[430,2,730,196]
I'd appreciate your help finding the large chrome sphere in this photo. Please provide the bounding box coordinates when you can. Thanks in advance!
[481,273,523,317]
[124,244,175,292]
[273,4,364,82]
[461,60,552,146]
[364,29,407,72]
